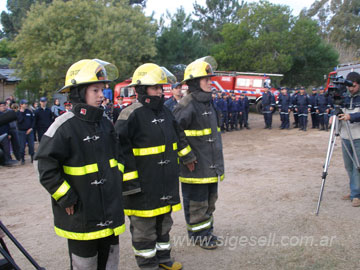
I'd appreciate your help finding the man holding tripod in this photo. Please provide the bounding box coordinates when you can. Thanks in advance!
[335,72,360,207]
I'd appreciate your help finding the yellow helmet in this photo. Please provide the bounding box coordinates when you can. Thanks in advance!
[130,63,176,86]
[183,56,218,83]
[59,59,119,93]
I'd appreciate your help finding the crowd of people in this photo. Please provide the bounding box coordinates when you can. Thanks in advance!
[211,86,333,132]
[0,96,73,166]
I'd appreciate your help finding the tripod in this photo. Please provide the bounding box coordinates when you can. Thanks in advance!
[315,106,360,215]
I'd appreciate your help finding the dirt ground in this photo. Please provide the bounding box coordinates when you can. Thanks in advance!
[1,112,360,270]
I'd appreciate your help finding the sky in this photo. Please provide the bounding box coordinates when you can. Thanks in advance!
[0,0,315,24]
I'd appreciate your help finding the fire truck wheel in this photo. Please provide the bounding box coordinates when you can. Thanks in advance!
[256,101,263,114]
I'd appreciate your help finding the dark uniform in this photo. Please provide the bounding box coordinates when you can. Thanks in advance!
[291,90,299,128]
[277,91,292,129]
[262,90,275,129]
[217,93,229,132]
[164,97,179,112]
[314,93,331,130]
[116,97,191,269]
[174,89,225,246]
[17,107,35,163]
[34,106,54,141]
[293,91,311,131]
[309,88,319,128]
[228,95,238,130]
[35,103,125,269]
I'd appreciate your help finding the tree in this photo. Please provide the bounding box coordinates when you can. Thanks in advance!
[0,39,16,58]
[12,0,157,97]
[302,0,360,62]
[155,7,208,75]
[212,0,338,87]
[192,0,245,46]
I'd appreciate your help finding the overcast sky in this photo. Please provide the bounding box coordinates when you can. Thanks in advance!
[0,0,315,28]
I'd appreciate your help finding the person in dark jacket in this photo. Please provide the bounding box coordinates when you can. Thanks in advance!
[173,57,225,250]
[17,99,35,164]
[277,87,292,129]
[217,93,229,132]
[262,87,275,129]
[293,87,311,131]
[35,59,125,270]
[112,96,124,124]
[228,94,239,130]
[116,63,189,270]
[291,88,300,128]
[309,87,319,128]
[315,86,331,131]
[34,97,54,141]
[164,82,183,112]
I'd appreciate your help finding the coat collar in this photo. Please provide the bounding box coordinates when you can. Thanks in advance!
[72,103,104,122]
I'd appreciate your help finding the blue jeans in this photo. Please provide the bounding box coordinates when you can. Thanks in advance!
[18,130,35,161]
[342,138,360,199]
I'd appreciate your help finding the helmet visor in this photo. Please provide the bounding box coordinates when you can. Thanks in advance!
[195,56,218,71]
[160,67,177,85]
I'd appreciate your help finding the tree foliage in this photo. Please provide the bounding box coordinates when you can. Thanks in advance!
[12,0,157,97]
[302,0,360,62]
[213,0,338,87]
[0,39,16,58]
[155,7,207,76]
[192,0,245,45]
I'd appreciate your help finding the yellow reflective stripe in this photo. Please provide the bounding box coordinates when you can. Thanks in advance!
[178,145,191,157]
[217,127,221,132]
[52,181,70,201]
[124,203,182,217]
[173,142,178,150]
[123,171,138,181]
[118,163,124,173]
[133,145,166,156]
[179,174,225,184]
[54,224,125,240]
[184,128,212,137]
[109,159,124,173]
[132,247,157,258]
[187,217,213,232]
[63,163,98,176]
[109,159,117,168]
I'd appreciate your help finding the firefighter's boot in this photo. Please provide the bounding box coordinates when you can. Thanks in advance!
[159,261,183,270]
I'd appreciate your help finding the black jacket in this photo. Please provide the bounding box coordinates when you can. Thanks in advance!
[34,107,53,129]
[17,109,34,131]
[35,104,125,240]
[115,102,194,217]
[173,91,225,184]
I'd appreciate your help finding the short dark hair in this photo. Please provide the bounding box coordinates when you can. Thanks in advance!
[346,72,360,84]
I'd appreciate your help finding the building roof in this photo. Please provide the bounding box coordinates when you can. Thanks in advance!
[0,68,21,82]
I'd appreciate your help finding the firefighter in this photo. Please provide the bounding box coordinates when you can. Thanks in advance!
[35,59,125,270]
[309,87,319,128]
[115,63,192,270]
[277,87,292,129]
[315,86,331,131]
[217,93,229,132]
[228,94,238,130]
[112,95,124,124]
[237,94,246,129]
[262,86,275,129]
[291,88,300,128]
[293,87,311,131]
[173,57,225,250]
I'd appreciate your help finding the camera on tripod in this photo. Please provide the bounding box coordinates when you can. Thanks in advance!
[327,76,353,105]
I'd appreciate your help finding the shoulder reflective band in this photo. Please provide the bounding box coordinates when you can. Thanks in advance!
[217,127,221,132]
[156,242,171,251]
[123,170,138,181]
[63,163,98,176]
[124,203,182,218]
[109,159,124,173]
[52,181,70,201]
[54,224,125,240]
[173,142,178,150]
[184,128,212,137]
[179,174,225,184]
[187,217,213,232]
[133,145,166,156]
[178,145,191,157]
[132,247,156,259]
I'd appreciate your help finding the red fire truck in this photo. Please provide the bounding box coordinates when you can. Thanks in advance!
[211,71,283,113]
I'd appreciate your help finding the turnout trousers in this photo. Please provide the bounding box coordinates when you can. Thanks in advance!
[181,183,218,239]
[68,235,119,270]
[129,213,173,270]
